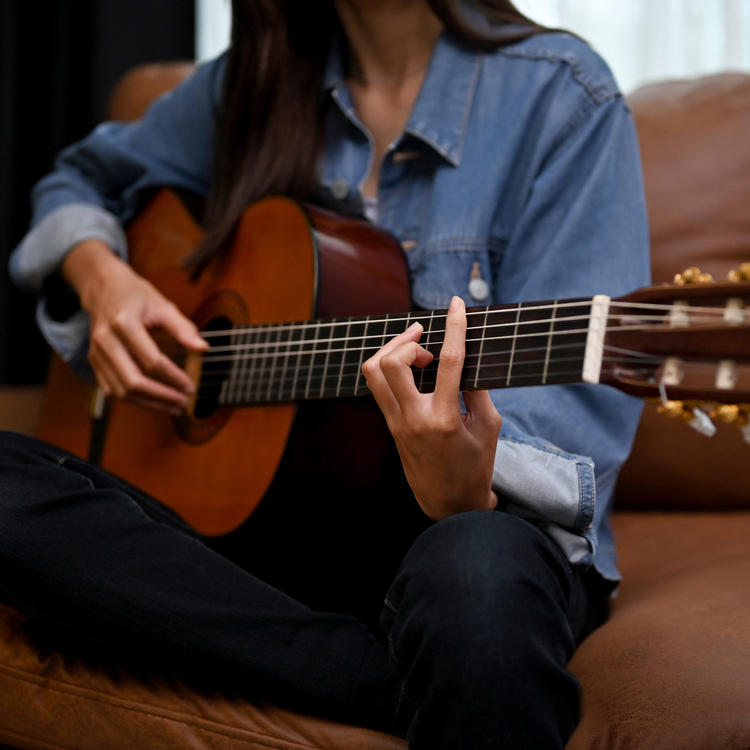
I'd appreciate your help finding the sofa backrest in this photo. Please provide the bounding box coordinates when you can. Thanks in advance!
[616,73,750,510]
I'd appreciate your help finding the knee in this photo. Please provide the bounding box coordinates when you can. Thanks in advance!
[393,511,568,611]
[383,512,574,671]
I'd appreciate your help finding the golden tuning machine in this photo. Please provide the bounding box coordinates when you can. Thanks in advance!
[657,399,688,419]
[673,267,714,285]
[728,263,750,282]
[709,404,750,426]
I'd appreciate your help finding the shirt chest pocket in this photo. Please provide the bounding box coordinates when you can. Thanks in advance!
[407,238,506,311]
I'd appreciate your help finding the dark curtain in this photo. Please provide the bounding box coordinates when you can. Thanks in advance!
[0,0,195,383]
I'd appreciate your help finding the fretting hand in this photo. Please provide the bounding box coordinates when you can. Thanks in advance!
[362,296,502,520]
[61,239,208,415]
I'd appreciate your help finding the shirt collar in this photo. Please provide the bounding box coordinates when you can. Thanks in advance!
[323,31,484,168]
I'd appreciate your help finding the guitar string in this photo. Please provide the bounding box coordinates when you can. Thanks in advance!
[194,348,715,398]
[196,299,744,339]
[193,310,739,359]
[194,340,670,388]
[188,317,735,377]
[194,345,745,402]
[194,357,742,404]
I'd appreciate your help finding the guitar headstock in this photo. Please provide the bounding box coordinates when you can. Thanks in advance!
[603,265,750,440]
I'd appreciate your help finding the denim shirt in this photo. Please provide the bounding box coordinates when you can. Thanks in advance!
[10,30,650,584]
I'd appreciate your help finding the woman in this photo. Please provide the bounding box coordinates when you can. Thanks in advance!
[5,0,650,747]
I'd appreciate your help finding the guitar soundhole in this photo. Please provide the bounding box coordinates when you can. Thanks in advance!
[195,316,232,419]
[173,288,249,446]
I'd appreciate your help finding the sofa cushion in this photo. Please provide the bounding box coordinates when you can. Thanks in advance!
[567,510,750,750]
[0,606,406,750]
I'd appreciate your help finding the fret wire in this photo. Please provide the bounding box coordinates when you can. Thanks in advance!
[238,327,254,403]
[419,310,436,392]
[223,327,239,404]
[303,321,321,401]
[235,327,248,403]
[380,314,390,351]
[335,318,352,398]
[319,318,334,399]
[353,316,370,397]
[264,326,282,403]
[542,301,558,385]
[255,326,272,403]
[236,327,249,403]
[290,320,306,401]
[505,304,522,387]
[473,308,489,389]
[276,324,291,402]
[250,326,263,403]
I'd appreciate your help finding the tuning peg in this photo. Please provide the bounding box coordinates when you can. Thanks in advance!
[687,408,717,437]
[710,404,741,424]
[674,267,714,284]
[655,400,718,437]
[657,400,686,418]
[728,263,750,282]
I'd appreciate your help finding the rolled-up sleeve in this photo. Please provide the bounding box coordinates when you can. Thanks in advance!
[9,56,224,363]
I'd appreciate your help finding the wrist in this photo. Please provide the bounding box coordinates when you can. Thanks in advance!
[60,239,124,310]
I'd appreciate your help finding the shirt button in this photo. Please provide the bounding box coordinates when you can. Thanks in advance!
[330,178,350,200]
[401,240,417,252]
[468,261,490,301]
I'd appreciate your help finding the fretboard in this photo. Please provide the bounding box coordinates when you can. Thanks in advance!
[196,299,595,409]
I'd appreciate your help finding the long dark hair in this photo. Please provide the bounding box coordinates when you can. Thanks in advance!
[194,0,545,271]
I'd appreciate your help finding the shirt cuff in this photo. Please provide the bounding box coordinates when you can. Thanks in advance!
[35,301,90,373]
[10,203,128,293]
[492,435,596,565]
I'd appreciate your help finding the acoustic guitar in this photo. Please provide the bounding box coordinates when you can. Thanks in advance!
[39,189,750,535]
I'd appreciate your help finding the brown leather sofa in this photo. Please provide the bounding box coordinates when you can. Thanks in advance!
[1,66,749,750]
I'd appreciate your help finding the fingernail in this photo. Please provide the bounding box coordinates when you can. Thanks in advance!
[449,296,462,312]
[407,322,422,333]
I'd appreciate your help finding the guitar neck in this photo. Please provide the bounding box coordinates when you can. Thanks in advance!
[198,297,607,408]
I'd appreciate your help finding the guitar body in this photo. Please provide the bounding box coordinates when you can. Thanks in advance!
[39,190,411,536]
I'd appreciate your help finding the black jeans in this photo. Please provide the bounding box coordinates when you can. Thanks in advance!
[0,431,606,749]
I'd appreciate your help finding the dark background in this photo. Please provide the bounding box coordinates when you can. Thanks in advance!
[0,0,196,384]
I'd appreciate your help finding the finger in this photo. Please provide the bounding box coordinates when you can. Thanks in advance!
[149,298,208,352]
[433,296,466,411]
[362,322,425,412]
[463,389,502,435]
[369,321,424,365]
[96,332,190,409]
[115,317,196,393]
[379,341,433,409]
[127,392,184,417]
